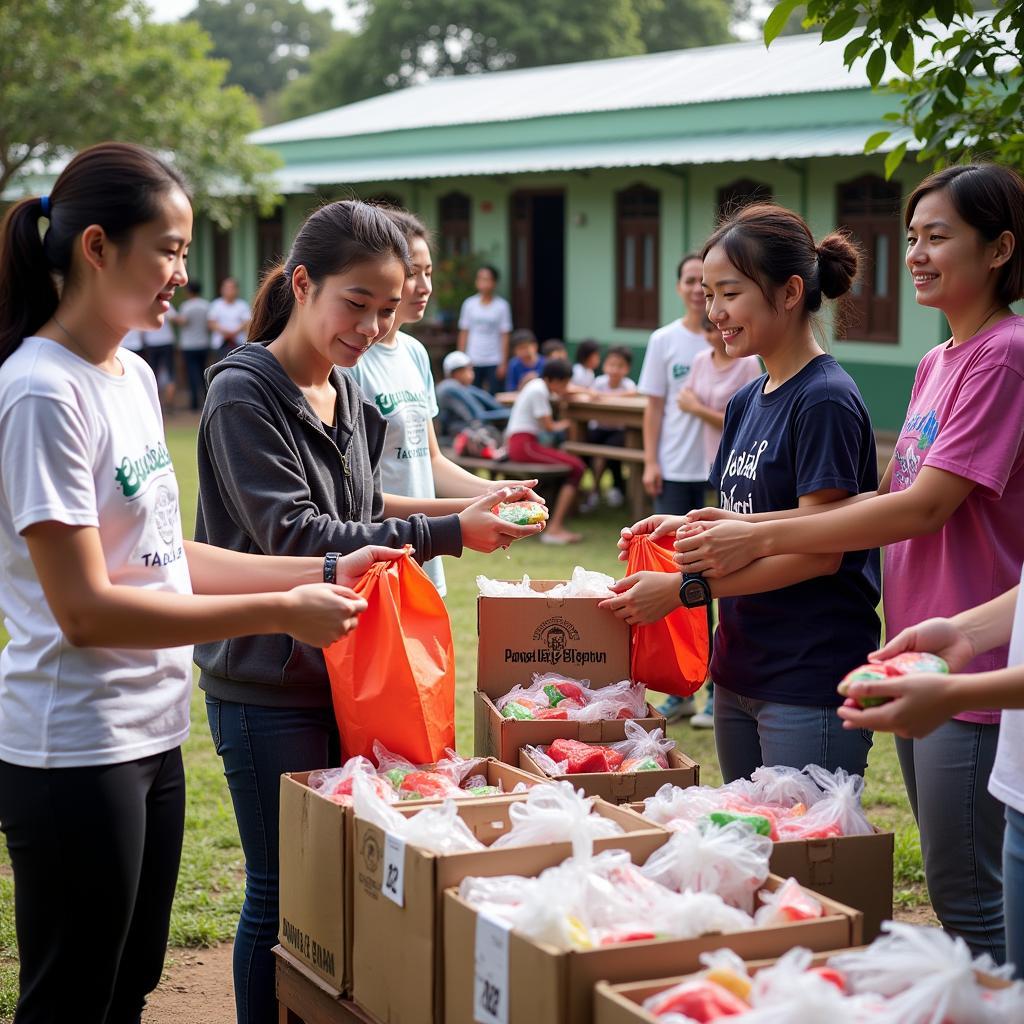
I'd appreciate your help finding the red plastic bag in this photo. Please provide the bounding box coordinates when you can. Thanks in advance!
[323,551,455,764]
[626,534,711,697]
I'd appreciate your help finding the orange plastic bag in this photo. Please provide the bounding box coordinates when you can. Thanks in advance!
[626,534,711,697]
[323,552,455,764]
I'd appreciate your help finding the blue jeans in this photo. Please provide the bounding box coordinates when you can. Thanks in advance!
[714,684,872,783]
[473,363,502,395]
[206,697,340,1024]
[1005,806,1024,978]
[654,479,707,517]
[896,722,1005,962]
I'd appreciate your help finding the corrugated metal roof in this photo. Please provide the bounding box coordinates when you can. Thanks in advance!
[253,32,877,146]
[272,125,911,191]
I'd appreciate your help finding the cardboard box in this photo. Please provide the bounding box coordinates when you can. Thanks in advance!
[475,579,668,761]
[627,803,895,943]
[351,796,667,1024]
[519,746,699,804]
[278,759,544,995]
[593,951,1013,1023]
[768,829,894,942]
[444,875,863,1024]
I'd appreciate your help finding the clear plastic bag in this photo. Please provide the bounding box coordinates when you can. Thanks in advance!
[521,743,569,776]
[753,877,824,927]
[641,782,737,827]
[611,719,676,772]
[829,922,1023,1023]
[776,766,873,840]
[307,756,395,806]
[476,566,615,598]
[639,819,772,912]
[351,773,484,854]
[747,764,826,809]
[490,781,623,856]
[572,679,648,723]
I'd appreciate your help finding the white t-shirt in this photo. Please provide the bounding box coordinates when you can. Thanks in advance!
[505,377,552,438]
[458,294,512,367]
[572,364,596,388]
[348,333,445,595]
[590,373,638,430]
[0,338,193,768]
[178,296,211,351]
[208,297,251,350]
[637,320,708,482]
[988,564,1024,814]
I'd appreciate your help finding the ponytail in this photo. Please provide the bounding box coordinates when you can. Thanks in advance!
[248,200,411,344]
[248,264,294,345]
[0,198,60,365]
[0,142,188,368]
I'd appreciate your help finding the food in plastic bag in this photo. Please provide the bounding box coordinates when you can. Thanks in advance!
[838,652,950,708]
[753,877,824,926]
[747,764,825,809]
[639,820,772,912]
[490,781,624,855]
[548,737,624,773]
[351,774,484,854]
[610,720,675,771]
[477,566,616,598]
[642,978,751,1019]
[308,757,396,807]
[491,500,547,525]
[775,766,873,840]
[495,672,648,723]
[707,810,774,838]
[396,769,465,800]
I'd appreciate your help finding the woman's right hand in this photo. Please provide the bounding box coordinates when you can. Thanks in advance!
[642,461,663,497]
[616,514,687,561]
[869,618,976,673]
[280,583,367,647]
[683,506,744,525]
[458,487,546,553]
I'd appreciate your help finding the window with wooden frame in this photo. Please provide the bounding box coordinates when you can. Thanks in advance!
[716,178,773,221]
[438,191,472,257]
[616,184,660,329]
[836,175,902,343]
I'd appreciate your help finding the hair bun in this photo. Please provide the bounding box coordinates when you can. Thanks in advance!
[816,231,859,300]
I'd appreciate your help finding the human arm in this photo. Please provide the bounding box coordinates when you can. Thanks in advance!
[497,332,510,379]
[676,387,724,429]
[23,522,366,650]
[457,330,468,352]
[425,419,540,499]
[674,467,974,577]
[641,395,665,497]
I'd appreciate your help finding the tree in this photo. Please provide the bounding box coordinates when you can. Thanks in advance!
[274,0,734,120]
[184,0,336,101]
[764,0,1024,174]
[0,0,279,225]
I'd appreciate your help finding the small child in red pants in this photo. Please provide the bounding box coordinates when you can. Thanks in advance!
[505,359,584,544]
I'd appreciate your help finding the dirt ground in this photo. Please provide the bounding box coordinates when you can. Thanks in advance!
[144,901,940,1022]
[147,945,235,1024]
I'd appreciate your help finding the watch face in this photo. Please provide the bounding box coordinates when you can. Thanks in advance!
[682,579,708,606]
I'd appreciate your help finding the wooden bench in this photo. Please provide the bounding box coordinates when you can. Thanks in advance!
[561,440,645,463]
[442,447,570,503]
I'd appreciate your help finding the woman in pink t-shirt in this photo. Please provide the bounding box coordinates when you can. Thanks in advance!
[674,162,1024,962]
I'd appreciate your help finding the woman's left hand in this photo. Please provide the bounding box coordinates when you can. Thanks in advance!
[673,520,761,577]
[598,571,680,625]
[676,388,701,414]
[334,546,408,589]
[484,478,546,505]
[836,673,960,739]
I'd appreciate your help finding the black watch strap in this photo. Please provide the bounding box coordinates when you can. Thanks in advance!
[679,572,712,608]
[323,551,341,585]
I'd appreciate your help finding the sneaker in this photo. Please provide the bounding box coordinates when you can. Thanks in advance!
[690,710,714,729]
[605,486,624,508]
[579,492,601,514]
[655,695,697,721]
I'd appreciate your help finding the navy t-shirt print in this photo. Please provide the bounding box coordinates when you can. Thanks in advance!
[709,355,882,706]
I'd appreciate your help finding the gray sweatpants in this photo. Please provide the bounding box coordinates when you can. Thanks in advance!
[896,719,1005,962]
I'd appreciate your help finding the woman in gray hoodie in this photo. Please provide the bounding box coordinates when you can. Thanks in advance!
[194,199,541,1024]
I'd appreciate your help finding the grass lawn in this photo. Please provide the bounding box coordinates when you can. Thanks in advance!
[0,421,929,1020]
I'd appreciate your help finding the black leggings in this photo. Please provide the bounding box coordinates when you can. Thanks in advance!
[0,748,185,1024]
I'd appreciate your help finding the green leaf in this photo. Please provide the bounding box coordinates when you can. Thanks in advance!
[1000,92,1021,117]
[933,0,956,23]
[884,141,909,178]
[822,9,858,41]
[764,0,803,45]
[892,29,916,74]
[864,130,893,153]
[844,32,873,63]
[867,45,888,87]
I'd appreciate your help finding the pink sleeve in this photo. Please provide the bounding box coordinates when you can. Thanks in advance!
[923,364,1024,497]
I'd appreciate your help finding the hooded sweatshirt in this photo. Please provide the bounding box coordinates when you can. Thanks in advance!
[194,343,463,707]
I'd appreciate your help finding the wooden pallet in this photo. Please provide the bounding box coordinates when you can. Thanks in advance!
[275,946,380,1024]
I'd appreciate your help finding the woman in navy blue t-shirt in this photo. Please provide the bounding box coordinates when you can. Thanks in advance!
[604,204,880,781]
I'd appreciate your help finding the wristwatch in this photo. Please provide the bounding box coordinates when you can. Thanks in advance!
[679,572,712,609]
[323,551,341,585]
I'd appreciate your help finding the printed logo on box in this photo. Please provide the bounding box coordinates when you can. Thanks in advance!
[281,917,336,977]
[357,829,383,897]
[502,616,608,667]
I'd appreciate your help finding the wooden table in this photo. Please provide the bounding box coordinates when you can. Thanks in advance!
[274,946,380,1024]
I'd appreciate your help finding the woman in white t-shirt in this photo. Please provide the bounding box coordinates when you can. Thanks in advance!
[457,264,513,393]
[207,276,251,355]
[0,142,385,1023]
[837,571,1024,977]
[350,210,541,596]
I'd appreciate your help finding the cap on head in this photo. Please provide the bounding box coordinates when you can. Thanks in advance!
[443,350,472,376]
